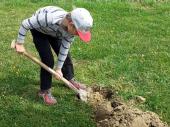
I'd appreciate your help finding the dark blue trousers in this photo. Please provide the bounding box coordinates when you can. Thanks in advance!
[31,29,74,90]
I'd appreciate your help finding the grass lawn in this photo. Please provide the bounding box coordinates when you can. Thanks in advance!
[0,0,170,126]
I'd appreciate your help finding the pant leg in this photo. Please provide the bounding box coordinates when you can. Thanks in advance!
[62,53,74,80]
[30,29,54,91]
[48,37,74,80]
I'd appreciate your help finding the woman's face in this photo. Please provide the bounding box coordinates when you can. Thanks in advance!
[67,22,78,35]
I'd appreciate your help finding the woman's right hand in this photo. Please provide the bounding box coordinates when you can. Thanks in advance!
[15,43,25,53]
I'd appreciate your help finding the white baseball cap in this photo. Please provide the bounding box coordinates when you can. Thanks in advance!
[71,8,93,43]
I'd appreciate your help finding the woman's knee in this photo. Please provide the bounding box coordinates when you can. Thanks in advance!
[41,54,54,68]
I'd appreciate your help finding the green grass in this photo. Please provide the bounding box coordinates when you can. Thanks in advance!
[0,0,170,126]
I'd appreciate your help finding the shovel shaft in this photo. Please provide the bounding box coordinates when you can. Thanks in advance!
[11,40,88,102]
[23,51,79,94]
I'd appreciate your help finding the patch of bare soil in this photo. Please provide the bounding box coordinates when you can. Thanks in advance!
[87,86,169,127]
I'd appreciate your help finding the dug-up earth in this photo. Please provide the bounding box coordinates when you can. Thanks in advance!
[86,86,169,127]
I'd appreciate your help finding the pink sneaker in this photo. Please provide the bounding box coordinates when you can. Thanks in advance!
[38,90,57,105]
[69,79,87,90]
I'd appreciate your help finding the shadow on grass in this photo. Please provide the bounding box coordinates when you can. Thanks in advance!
[0,74,75,102]
[0,73,96,127]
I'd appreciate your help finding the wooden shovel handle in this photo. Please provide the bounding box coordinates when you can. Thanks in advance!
[11,40,79,94]
[23,51,79,93]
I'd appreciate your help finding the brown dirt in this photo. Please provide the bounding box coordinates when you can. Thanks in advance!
[86,86,169,127]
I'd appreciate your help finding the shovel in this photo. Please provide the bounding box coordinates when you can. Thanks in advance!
[11,40,88,102]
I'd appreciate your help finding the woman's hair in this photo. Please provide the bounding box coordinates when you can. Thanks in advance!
[66,13,72,22]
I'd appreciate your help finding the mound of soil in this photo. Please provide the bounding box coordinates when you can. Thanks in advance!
[86,86,169,127]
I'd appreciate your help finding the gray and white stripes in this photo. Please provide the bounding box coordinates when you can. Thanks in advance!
[17,6,74,69]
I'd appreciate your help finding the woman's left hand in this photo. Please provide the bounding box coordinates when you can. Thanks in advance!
[55,68,63,80]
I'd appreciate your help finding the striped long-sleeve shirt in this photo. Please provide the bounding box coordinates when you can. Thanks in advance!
[17,6,74,69]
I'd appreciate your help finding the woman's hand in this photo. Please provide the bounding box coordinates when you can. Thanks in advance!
[15,43,25,53]
[55,68,63,80]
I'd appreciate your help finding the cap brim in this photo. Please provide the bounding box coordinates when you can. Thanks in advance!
[77,30,91,43]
